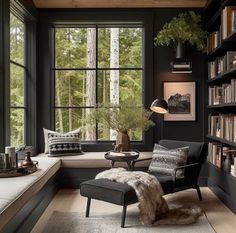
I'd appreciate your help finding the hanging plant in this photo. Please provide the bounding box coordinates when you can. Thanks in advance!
[154,11,207,53]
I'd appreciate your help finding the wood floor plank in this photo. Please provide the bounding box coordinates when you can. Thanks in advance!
[31,187,236,233]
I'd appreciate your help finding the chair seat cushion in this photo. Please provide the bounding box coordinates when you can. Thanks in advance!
[80,179,137,206]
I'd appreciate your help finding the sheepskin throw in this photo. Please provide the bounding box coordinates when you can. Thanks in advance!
[95,168,169,226]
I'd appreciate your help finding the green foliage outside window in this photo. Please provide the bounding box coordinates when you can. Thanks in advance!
[10,13,25,147]
[54,27,144,141]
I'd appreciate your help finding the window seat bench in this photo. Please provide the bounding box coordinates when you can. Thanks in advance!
[37,151,153,188]
[0,157,61,233]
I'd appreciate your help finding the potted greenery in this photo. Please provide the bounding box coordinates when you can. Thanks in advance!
[86,98,155,152]
[154,11,207,54]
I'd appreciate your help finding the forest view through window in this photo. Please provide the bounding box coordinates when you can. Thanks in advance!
[10,12,26,147]
[54,26,144,141]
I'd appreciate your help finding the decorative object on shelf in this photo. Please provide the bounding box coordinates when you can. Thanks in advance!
[16,145,36,159]
[21,152,34,168]
[154,11,207,73]
[86,98,154,152]
[5,146,17,168]
[163,81,196,121]
[222,154,231,173]
[0,160,38,178]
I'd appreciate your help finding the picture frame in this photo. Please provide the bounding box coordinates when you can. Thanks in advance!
[163,81,196,121]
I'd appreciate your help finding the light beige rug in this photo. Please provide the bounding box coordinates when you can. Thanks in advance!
[42,209,216,233]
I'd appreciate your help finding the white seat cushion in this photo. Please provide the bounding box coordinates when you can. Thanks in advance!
[37,151,152,168]
[0,157,61,230]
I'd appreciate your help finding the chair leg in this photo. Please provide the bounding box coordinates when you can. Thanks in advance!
[86,198,91,217]
[121,205,127,228]
[196,186,202,201]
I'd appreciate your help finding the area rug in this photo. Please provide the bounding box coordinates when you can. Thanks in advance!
[42,209,216,233]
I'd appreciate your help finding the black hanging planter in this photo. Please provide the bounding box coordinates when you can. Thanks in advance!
[170,41,192,73]
[175,41,186,59]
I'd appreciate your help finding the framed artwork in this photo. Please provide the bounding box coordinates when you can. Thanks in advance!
[163,81,196,121]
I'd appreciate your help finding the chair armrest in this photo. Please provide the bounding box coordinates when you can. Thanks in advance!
[132,158,152,167]
[173,163,200,182]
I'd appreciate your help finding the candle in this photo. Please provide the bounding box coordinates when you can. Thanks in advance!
[5,146,16,168]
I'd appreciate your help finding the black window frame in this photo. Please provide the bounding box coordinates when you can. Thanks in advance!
[52,24,145,143]
[37,10,154,152]
[4,1,37,149]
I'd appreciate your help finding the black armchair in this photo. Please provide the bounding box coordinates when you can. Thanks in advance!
[133,139,207,200]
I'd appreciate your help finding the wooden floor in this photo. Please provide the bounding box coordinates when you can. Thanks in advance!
[31,187,236,233]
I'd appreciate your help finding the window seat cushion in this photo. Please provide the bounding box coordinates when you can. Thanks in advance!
[0,157,61,230]
[36,151,153,168]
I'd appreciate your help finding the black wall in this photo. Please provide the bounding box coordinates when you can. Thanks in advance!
[153,9,206,143]
[36,8,206,152]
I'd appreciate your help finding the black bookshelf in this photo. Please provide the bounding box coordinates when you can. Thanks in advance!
[205,0,236,215]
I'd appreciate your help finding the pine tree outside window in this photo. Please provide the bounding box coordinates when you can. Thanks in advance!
[54,25,143,142]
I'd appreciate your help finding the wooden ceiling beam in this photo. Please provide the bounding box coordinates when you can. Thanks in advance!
[33,0,207,8]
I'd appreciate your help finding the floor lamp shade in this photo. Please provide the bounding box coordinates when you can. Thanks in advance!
[150,98,168,114]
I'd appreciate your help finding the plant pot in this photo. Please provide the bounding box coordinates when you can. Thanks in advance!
[114,131,130,152]
[175,41,186,59]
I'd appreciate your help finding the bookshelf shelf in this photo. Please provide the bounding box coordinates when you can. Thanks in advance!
[206,135,236,147]
[223,0,236,8]
[207,103,236,108]
[205,9,221,30]
[207,67,236,84]
[223,30,236,43]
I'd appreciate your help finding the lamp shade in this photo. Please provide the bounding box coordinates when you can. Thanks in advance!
[150,98,168,114]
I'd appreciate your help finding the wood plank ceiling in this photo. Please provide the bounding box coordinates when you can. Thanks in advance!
[33,0,207,8]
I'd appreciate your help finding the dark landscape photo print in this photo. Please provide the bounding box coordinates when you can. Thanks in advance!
[168,93,191,114]
[164,82,196,121]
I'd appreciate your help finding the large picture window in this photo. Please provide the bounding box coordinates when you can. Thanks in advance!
[10,12,26,147]
[54,26,144,141]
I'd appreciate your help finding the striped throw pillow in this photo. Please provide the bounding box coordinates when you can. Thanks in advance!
[48,132,83,156]
[148,144,189,178]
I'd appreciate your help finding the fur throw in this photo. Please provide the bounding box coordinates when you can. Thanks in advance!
[95,168,202,226]
[96,168,168,225]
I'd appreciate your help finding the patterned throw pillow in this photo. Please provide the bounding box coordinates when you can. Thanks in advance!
[148,144,189,178]
[48,132,83,156]
[43,128,80,154]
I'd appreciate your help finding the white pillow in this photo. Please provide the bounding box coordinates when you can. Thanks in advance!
[43,128,80,154]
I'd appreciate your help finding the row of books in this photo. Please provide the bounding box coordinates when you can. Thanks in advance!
[208,51,236,79]
[209,79,236,105]
[208,142,222,168]
[207,6,236,54]
[208,143,236,176]
[208,114,236,142]
[222,6,236,40]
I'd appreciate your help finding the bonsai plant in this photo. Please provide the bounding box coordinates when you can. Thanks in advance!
[154,11,207,53]
[86,98,155,152]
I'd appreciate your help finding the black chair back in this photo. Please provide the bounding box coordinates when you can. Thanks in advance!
[159,139,207,165]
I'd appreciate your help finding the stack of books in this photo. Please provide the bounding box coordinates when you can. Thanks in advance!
[208,142,222,167]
